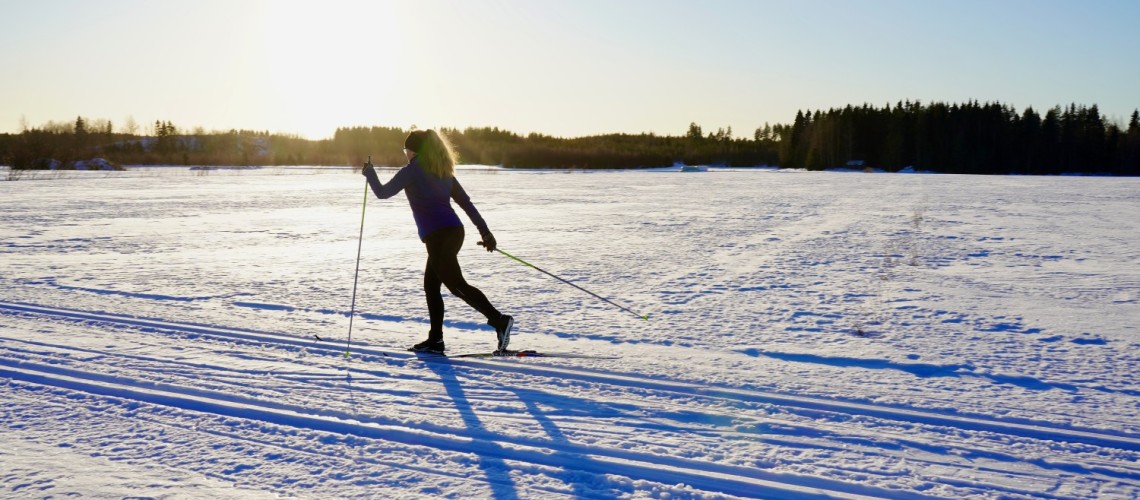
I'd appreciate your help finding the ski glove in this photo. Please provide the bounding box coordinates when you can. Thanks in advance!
[478,231,497,252]
[362,162,375,177]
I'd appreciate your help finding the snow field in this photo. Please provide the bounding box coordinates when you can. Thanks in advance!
[2,167,1138,498]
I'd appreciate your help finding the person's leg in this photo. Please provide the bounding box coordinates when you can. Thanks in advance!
[430,226,502,321]
[423,257,445,341]
[426,226,512,351]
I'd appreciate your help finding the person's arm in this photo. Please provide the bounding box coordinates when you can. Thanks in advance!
[451,178,496,250]
[363,164,411,199]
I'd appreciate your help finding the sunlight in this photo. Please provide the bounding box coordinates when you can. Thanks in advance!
[257,1,410,139]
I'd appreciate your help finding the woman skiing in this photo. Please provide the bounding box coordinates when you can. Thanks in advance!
[361,129,513,354]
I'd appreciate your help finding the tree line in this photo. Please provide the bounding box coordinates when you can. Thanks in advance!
[779,101,1139,175]
[2,101,1138,175]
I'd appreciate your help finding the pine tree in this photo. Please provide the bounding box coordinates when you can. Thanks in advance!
[1041,107,1061,174]
[1020,107,1041,174]
[1128,110,1140,175]
[686,122,703,141]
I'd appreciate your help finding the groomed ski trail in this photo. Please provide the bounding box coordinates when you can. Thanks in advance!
[3,301,1139,498]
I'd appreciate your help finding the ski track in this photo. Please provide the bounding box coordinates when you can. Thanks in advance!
[3,300,1139,499]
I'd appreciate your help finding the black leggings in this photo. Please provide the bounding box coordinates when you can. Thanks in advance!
[423,225,500,338]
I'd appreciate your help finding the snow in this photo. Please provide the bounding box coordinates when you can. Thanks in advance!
[2,167,1138,499]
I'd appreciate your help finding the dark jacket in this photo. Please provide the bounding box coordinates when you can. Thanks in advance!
[364,159,489,241]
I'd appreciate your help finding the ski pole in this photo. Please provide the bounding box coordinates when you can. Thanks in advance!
[495,248,648,321]
[345,156,370,357]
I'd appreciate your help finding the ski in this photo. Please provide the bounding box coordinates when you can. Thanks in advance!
[453,349,543,358]
[408,349,617,359]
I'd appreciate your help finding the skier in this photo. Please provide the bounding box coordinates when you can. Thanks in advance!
[361,129,513,354]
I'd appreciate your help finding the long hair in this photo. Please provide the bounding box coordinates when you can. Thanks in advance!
[409,129,457,178]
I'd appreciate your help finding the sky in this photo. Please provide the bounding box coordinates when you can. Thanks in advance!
[2,0,1138,140]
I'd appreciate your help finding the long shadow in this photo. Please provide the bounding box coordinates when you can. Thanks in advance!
[742,349,1088,393]
[509,387,630,499]
[424,359,519,499]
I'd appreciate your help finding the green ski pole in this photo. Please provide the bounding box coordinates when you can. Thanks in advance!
[495,248,648,321]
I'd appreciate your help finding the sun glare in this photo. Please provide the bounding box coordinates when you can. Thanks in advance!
[258,1,409,139]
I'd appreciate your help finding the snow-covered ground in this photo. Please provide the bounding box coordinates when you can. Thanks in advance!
[2,167,1138,499]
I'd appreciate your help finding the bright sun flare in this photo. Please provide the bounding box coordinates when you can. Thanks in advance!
[258,2,408,139]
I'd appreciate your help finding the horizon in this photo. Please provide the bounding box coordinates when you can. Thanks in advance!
[13,97,1137,141]
[2,0,1139,140]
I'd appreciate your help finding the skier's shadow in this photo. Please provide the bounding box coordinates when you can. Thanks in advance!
[424,360,519,500]
[506,387,623,500]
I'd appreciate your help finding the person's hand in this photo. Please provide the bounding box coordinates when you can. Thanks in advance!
[362,162,375,177]
[478,231,497,252]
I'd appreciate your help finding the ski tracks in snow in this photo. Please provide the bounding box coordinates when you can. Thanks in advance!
[2,301,1139,499]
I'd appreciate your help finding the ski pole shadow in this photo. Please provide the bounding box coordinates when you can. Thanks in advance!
[343,364,367,463]
[344,366,358,410]
[507,387,624,500]
[424,359,520,500]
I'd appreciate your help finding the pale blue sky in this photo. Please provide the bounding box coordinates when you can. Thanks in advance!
[2,0,1138,139]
